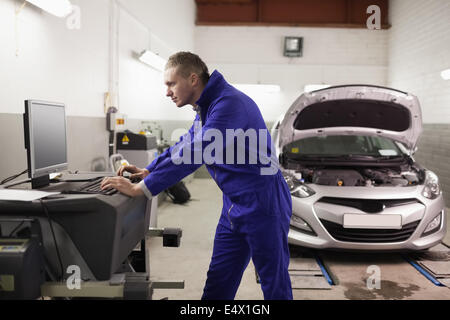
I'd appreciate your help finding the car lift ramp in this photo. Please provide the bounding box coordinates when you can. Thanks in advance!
[255,246,336,289]
[255,242,450,294]
[404,242,450,288]
[288,254,335,290]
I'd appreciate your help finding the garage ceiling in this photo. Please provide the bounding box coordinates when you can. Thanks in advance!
[196,0,390,28]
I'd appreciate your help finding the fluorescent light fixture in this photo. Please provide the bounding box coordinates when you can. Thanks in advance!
[233,84,281,94]
[26,0,73,18]
[138,50,167,71]
[304,84,331,93]
[441,68,450,80]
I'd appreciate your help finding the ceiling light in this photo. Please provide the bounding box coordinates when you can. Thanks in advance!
[138,50,167,72]
[26,0,73,18]
[304,84,331,93]
[441,68,450,80]
[233,84,281,94]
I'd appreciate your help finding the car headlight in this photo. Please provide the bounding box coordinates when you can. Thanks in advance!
[283,172,316,198]
[291,184,316,198]
[422,212,443,236]
[422,170,441,199]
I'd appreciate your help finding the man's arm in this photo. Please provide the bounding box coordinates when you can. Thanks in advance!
[142,96,247,197]
[142,116,203,196]
[145,114,201,173]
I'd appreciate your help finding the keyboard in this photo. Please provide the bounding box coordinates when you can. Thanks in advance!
[76,177,117,196]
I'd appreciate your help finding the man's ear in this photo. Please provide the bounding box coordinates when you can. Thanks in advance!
[190,73,199,86]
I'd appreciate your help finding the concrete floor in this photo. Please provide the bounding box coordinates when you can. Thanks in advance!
[148,178,450,300]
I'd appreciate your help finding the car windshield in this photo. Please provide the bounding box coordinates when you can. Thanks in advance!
[284,135,404,159]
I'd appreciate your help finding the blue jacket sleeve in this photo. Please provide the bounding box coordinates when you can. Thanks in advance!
[142,96,247,196]
[145,115,200,173]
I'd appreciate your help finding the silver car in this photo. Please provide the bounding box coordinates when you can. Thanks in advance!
[273,85,446,251]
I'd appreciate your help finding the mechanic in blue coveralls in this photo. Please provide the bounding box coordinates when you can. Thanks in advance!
[101,52,293,300]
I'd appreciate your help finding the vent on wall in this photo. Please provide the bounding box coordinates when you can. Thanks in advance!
[284,37,303,57]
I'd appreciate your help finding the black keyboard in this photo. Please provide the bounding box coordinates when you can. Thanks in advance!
[76,177,117,196]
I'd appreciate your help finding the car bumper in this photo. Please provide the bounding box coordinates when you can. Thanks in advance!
[288,185,447,251]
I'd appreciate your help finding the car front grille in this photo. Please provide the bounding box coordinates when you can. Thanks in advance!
[317,197,421,213]
[319,219,420,243]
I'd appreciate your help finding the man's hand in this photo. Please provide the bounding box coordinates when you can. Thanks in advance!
[100,176,144,197]
[117,164,150,180]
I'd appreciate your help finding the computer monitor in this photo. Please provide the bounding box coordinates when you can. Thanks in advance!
[23,100,68,188]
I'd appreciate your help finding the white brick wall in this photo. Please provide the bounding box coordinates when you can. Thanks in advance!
[195,26,389,122]
[0,0,196,120]
[388,0,450,123]
[388,0,450,205]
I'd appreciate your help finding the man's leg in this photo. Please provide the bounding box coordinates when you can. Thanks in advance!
[247,214,292,300]
[202,223,251,300]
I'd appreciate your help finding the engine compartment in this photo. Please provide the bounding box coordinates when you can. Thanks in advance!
[287,164,424,187]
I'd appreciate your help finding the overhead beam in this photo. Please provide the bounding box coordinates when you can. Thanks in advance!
[195,0,390,28]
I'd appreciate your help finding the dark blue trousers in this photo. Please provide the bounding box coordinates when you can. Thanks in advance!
[201,212,292,300]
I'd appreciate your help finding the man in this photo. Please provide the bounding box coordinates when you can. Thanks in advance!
[101,52,293,300]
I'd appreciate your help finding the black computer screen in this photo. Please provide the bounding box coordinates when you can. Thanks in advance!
[25,100,67,176]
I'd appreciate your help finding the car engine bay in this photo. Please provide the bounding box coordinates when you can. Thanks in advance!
[285,164,425,187]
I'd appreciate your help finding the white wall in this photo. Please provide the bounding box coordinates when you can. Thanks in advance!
[116,0,196,121]
[195,26,389,122]
[0,0,196,120]
[387,0,450,123]
[0,0,109,117]
[117,0,195,59]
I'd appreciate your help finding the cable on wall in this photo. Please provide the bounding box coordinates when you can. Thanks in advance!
[14,0,27,57]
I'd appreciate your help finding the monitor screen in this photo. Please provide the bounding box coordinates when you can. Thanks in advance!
[24,100,68,178]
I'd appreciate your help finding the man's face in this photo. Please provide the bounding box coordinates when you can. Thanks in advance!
[164,67,195,108]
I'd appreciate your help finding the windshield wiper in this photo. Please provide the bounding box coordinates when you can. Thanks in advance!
[289,154,405,161]
[330,154,406,161]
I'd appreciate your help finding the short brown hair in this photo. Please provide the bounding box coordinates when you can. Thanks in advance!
[166,51,210,85]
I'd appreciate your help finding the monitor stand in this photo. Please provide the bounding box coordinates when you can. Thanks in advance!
[31,174,50,189]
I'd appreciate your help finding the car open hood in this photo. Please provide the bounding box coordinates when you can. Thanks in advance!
[277,85,423,152]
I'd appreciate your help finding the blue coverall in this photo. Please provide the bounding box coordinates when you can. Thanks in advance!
[141,70,293,300]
